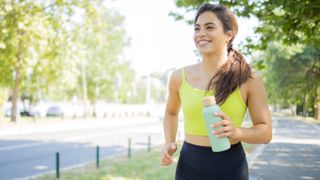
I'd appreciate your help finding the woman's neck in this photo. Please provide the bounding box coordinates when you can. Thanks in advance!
[200,51,228,75]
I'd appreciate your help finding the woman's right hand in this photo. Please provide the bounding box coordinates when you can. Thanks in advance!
[160,143,177,166]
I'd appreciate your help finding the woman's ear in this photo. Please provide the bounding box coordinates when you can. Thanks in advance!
[226,31,233,42]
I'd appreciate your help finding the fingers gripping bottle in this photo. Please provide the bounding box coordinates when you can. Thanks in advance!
[202,96,230,152]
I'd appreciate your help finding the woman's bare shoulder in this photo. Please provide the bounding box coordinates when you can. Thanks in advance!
[240,70,263,91]
[245,70,265,94]
[249,70,263,82]
[185,63,200,72]
[242,69,261,84]
[168,68,183,93]
[170,69,182,82]
[170,64,200,88]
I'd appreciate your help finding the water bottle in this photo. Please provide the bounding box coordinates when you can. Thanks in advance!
[202,96,230,152]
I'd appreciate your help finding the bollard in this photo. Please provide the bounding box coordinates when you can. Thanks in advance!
[56,152,60,179]
[96,146,100,169]
[128,138,131,158]
[148,135,151,152]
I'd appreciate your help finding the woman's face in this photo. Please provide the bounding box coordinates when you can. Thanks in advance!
[193,11,231,56]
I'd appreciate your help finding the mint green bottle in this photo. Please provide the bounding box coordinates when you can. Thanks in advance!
[202,96,230,152]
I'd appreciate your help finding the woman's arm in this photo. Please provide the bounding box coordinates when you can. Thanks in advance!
[163,69,182,145]
[160,69,182,166]
[236,73,272,144]
[213,72,272,144]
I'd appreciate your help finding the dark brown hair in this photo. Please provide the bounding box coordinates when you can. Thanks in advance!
[195,3,252,105]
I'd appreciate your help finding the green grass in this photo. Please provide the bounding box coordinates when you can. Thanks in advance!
[32,147,179,180]
[32,142,255,180]
[272,112,320,125]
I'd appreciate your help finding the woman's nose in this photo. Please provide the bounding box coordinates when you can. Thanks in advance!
[197,28,206,37]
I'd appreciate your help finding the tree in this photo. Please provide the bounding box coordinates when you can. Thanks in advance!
[67,3,132,115]
[257,43,320,118]
[0,0,133,120]
[0,0,69,122]
[171,0,320,50]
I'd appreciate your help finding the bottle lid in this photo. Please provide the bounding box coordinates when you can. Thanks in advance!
[202,96,216,107]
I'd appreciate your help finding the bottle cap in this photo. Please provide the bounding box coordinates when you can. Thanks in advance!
[202,96,216,107]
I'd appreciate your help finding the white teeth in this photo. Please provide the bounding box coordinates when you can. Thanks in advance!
[198,41,210,46]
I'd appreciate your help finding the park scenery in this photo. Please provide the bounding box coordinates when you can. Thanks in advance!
[0,0,319,180]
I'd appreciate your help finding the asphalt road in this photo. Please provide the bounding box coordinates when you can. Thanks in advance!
[249,117,320,180]
[1,116,319,180]
[0,117,164,180]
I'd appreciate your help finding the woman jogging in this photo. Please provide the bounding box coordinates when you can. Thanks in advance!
[160,3,272,180]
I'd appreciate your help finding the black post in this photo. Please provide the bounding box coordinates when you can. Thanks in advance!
[148,135,151,152]
[96,146,100,169]
[56,152,60,179]
[128,138,131,158]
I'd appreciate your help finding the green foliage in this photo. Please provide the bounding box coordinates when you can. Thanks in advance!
[171,0,320,50]
[67,3,132,103]
[0,0,132,109]
[259,43,320,116]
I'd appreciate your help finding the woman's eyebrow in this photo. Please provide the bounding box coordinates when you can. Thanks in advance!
[205,22,216,26]
[194,22,216,26]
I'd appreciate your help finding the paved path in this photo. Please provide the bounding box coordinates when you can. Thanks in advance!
[1,115,319,180]
[249,116,320,180]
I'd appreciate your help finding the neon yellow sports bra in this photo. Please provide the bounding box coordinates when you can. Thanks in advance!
[179,68,247,136]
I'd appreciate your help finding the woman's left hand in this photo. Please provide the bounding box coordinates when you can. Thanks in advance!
[211,112,241,141]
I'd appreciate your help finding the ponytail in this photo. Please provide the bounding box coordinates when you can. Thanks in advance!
[206,46,252,105]
[196,3,252,104]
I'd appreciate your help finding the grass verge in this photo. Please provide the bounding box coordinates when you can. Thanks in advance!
[272,112,320,125]
[32,146,178,180]
[32,142,255,180]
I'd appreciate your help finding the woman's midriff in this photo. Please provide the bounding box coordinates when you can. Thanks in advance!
[185,134,239,147]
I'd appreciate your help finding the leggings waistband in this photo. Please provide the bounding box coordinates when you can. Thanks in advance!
[183,141,242,154]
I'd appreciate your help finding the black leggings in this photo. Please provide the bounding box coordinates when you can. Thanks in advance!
[175,141,249,180]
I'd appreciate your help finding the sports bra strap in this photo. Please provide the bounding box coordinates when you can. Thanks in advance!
[181,67,186,83]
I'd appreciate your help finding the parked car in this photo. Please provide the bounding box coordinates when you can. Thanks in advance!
[28,103,48,117]
[46,105,64,117]
[3,101,23,117]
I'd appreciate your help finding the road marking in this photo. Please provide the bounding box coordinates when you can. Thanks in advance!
[0,117,159,137]
[271,138,320,145]
[0,142,48,152]
[0,125,161,152]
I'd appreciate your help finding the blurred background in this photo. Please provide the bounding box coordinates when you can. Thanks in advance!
[0,0,319,179]
[0,0,319,122]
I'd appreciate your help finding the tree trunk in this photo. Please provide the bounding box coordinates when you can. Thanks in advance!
[81,61,88,118]
[316,87,320,120]
[315,102,320,120]
[92,101,96,118]
[290,105,296,117]
[303,95,307,117]
[11,32,23,122]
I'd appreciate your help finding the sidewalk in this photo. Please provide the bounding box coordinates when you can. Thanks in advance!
[248,116,320,180]
[0,116,161,137]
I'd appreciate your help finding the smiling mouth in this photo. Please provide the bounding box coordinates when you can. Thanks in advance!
[198,40,212,47]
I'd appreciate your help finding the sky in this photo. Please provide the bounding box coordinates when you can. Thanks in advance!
[108,0,258,76]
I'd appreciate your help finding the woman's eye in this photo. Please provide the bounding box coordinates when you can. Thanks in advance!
[207,26,214,29]
[194,27,200,31]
